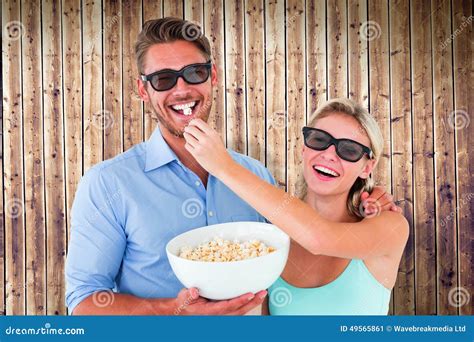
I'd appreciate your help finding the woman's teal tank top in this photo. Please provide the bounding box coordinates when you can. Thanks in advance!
[268,259,391,315]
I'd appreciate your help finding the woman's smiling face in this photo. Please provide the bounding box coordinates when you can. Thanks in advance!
[303,112,376,197]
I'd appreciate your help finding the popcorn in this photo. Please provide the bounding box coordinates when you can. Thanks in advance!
[178,237,276,262]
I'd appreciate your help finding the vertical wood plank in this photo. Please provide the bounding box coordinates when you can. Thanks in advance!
[368,0,391,190]
[63,0,82,243]
[185,0,203,22]
[204,0,226,137]
[286,0,305,194]
[431,0,458,315]
[367,3,392,316]
[265,0,286,189]
[0,0,4,315]
[245,0,265,162]
[163,0,183,18]
[22,0,47,315]
[306,0,327,117]
[411,0,436,315]
[122,0,143,151]
[83,0,103,170]
[390,0,415,315]
[103,0,123,159]
[42,0,67,315]
[0,0,469,317]
[327,0,347,99]
[3,0,26,315]
[453,0,473,316]
[143,0,163,141]
[225,0,246,153]
[348,0,368,107]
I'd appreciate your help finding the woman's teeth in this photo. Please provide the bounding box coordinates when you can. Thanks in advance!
[171,101,196,116]
[313,165,340,177]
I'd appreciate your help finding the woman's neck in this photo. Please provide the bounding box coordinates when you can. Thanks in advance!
[305,190,359,223]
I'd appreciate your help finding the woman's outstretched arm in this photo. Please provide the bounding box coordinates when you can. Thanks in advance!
[184,119,409,260]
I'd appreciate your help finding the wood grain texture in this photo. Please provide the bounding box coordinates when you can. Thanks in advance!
[1,0,470,316]
[348,0,368,107]
[0,0,4,315]
[185,0,203,22]
[452,0,473,316]
[103,0,123,159]
[3,0,26,315]
[306,0,327,118]
[163,0,183,18]
[22,0,46,315]
[431,0,458,315]
[390,0,415,315]
[327,0,347,99]
[285,0,305,195]
[225,0,247,153]
[204,0,226,137]
[265,0,286,189]
[122,0,143,151]
[142,0,163,140]
[245,0,265,162]
[83,0,103,170]
[63,0,82,243]
[411,0,436,315]
[42,0,67,315]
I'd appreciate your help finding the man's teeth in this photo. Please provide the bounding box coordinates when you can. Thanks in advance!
[313,166,340,177]
[171,101,196,116]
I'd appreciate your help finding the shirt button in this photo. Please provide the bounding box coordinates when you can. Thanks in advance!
[208,211,214,217]
[195,181,200,186]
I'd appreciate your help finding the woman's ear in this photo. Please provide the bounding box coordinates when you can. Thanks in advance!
[211,63,218,86]
[359,158,376,179]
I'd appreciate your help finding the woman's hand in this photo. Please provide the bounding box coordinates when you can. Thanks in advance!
[183,119,235,177]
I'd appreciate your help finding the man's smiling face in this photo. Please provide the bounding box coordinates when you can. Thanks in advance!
[138,40,217,137]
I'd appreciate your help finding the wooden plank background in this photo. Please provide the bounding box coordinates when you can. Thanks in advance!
[1,0,472,315]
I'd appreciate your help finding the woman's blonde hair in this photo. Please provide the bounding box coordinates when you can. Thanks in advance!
[296,98,384,218]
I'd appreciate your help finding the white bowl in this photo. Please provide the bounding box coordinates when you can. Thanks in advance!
[166,221,290,300]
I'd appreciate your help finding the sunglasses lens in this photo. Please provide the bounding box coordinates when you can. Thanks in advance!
[337,140,364,162]
[148,64,211,91]
[183,64,210,84]
[305,130,330,150]
[303,128,369,162]
[151,72,177,91]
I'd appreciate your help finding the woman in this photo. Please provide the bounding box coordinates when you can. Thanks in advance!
[183,98,409,315]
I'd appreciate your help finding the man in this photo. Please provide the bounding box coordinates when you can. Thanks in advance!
[66,17,397,315]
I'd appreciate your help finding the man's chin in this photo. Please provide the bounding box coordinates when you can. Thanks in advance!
[154,108,210,138]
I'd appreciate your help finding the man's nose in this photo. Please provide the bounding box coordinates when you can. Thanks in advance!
[174,76,189,91]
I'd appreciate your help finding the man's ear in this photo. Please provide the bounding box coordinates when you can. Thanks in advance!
[359,159,376,179]
[137,78,150,102]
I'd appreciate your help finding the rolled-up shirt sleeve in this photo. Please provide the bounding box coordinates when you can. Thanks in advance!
[65,167,126,314]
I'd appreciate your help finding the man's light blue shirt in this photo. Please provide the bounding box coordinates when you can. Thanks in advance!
[65,126,275,313]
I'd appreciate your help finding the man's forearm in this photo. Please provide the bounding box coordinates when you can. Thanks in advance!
[72,292,176,315]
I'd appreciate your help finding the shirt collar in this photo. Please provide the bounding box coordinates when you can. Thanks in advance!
[144,126,179,172]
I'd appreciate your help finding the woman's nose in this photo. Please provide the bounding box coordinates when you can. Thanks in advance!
[319,144,338,161]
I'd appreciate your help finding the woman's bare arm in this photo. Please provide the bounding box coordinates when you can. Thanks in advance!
[184,119,409,260]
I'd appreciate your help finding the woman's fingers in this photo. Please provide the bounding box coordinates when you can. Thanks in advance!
[184,125,207,142]
[189,118,213,135]
[183,132,199,147]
